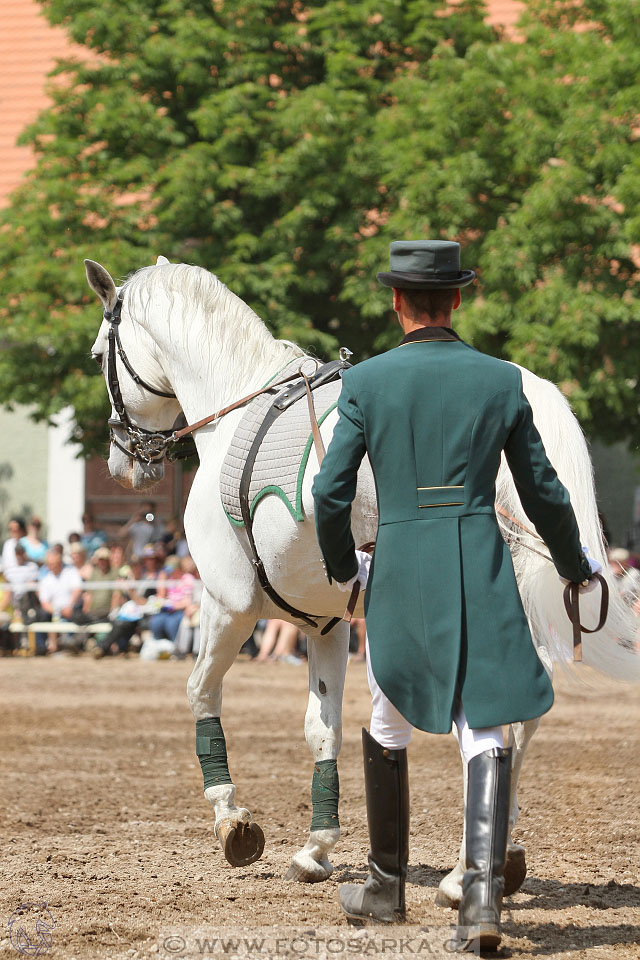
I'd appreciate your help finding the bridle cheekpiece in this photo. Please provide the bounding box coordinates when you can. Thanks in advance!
[104,294,184,465]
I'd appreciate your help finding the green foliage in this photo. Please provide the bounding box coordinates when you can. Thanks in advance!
[0,0,638,455]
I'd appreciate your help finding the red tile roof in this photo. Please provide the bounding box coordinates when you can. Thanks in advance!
[0,0,524,206]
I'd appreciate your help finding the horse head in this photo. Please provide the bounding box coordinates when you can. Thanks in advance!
[85,256,182,490]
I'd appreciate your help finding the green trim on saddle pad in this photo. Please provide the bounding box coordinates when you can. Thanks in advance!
[222,401,338,528]
[196,717,232,790]
[310,759,339,831]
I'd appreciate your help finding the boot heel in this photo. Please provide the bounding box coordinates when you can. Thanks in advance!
[457,922,501,952]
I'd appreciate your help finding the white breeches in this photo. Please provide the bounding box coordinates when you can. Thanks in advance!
[365,635,503,764]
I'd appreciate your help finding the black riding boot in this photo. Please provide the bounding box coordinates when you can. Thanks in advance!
[454,746,512,953]
[339,728,409,924]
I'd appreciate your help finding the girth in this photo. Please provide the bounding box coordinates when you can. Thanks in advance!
[239,358,348,628]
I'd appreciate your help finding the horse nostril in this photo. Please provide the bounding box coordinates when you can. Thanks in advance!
[92,353,103,368]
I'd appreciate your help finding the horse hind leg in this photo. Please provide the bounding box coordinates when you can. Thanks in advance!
[187,595,265,868]
[284,622,349,883]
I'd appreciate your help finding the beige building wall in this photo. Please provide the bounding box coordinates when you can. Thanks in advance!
[0,406,48,533]
[0,406,85,544]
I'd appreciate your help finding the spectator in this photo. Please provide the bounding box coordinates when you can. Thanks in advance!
[149,554,197,645]
[608,547,640,609]
[140,544,162,593]
[109,542,126,575]
[68,532,81,546]
[255,619,304,665]
[162,517,189,558]
[80,512,108,556]
[94,554,146,659]
[350,617,366,661]
[0,574,13,654]
[119,502,166,558]
[4,544,40,621]
[68,543,93,581]
[2,518,27,574]
[152,540,170,573]
[81,547,117,622]
[174,574,204,658]
[38,549,83,652]
[20,517,48,565]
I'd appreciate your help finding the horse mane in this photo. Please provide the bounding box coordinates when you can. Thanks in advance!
[122,263,305,378]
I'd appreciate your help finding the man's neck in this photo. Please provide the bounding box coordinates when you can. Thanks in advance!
[399,316,452,335]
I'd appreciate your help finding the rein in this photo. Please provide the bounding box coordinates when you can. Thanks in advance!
[496,505,609,660]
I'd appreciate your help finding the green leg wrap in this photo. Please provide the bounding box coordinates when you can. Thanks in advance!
[196,717,232,791]
[310,759,339,831]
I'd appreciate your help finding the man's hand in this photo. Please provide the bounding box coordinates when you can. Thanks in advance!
[337,550,372,593]
[559,545,603,593]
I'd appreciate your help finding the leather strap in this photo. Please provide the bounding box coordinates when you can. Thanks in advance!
[237,358,349,629]
[172,370,308,440]
[302,371,326,466]
[320,540,376,636]
[562,573,609,662]
[239,404,320,629]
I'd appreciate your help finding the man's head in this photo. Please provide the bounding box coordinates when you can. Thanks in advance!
[69,543,87,567]
[93,547,111,572]
[14,544,27,565]
[378,240,474,331]
[46,549,63,575]
[392,286,461,329]
[8,518,26,539]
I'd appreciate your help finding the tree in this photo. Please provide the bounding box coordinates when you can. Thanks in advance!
[0,0,638,455]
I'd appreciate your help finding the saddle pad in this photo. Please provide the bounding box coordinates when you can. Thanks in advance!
[220,377,343,526]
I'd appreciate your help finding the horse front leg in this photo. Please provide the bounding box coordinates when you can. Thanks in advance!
[284,621,350,883]
[187,592,265,868]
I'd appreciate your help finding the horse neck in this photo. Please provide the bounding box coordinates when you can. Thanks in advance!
[144,289,305,429]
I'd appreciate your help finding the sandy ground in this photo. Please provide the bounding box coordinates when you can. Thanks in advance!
[0,655,638,960]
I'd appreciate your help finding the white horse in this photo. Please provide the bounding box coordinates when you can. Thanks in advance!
[85,257,639,900]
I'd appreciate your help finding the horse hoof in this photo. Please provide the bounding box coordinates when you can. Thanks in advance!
[284,856,333,883]
[504,844,527,896]
[217,820,265,867]
[434,887,459,910]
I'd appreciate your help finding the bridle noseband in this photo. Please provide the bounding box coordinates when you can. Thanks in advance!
[104,294,188,465]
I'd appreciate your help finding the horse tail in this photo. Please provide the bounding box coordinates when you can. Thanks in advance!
[497,365,640,684]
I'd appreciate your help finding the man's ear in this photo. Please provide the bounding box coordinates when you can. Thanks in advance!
[393,288,402,313]
[453,288,462,311]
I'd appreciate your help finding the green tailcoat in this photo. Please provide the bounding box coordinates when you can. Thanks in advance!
[312,330,591,733]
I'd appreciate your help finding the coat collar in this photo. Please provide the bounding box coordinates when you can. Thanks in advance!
[398,326,463,346]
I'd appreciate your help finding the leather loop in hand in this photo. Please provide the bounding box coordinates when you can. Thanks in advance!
[563,573,609,662]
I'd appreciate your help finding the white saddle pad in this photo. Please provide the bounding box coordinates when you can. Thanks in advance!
[219,376,342,526]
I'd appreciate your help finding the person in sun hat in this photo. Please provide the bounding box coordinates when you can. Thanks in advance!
[312,239,601,951]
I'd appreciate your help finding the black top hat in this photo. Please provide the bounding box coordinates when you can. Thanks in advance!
[377,240,475,289]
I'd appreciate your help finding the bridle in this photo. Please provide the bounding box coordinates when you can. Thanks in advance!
[104,294,189,464]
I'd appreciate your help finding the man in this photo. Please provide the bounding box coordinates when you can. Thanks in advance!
[118,502,166,558]
[3,543,39,620]
[79,512,108,557]
[1,518,26,574]
[312,240,599,952]
[82,547,116,622]
[38,549,83,652]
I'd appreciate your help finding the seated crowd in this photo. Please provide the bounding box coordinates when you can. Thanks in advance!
[4,508,636,660]
[0,507,202,658]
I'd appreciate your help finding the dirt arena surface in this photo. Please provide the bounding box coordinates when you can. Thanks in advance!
[0,655,638,960]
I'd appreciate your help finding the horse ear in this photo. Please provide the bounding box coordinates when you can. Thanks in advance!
[156,255,170,266]
[85,259,118,312]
